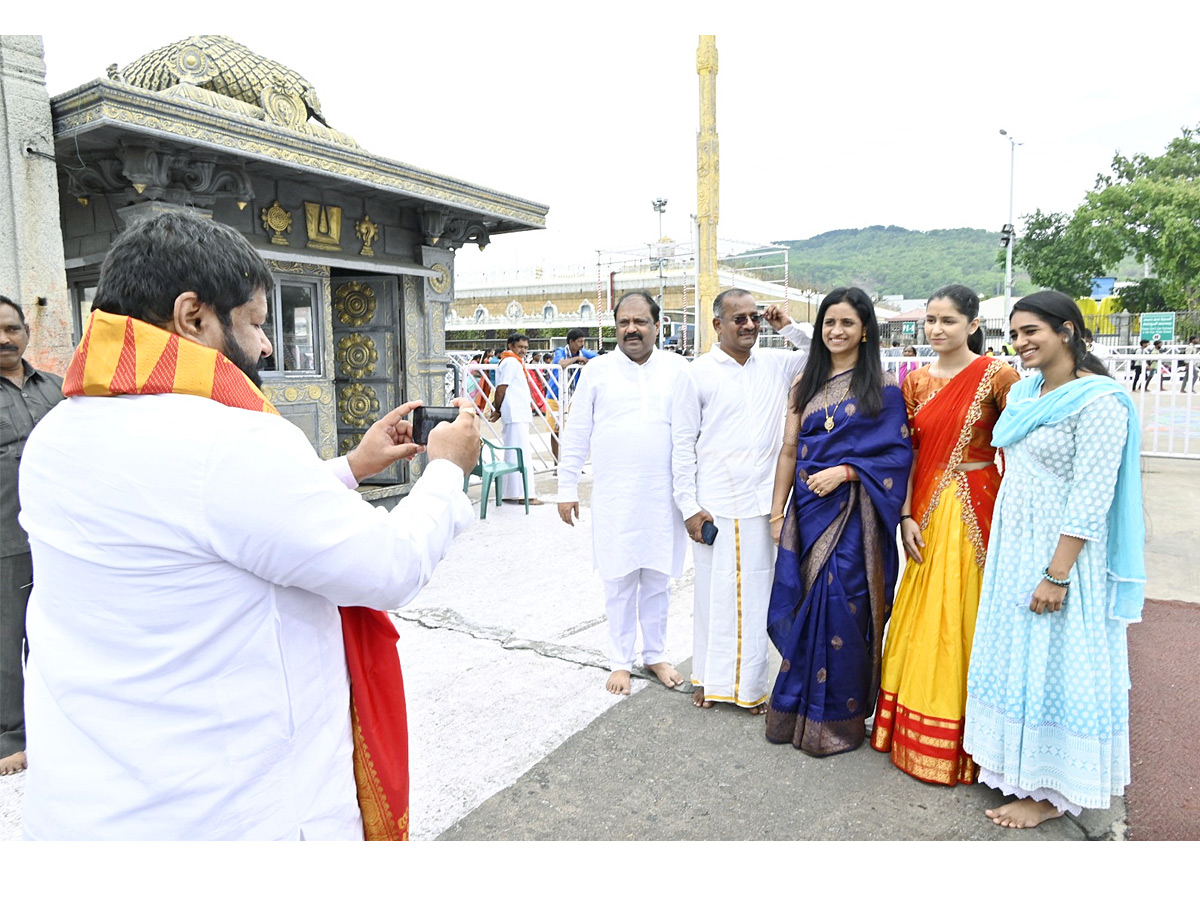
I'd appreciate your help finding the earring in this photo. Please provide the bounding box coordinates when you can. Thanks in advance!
[860,333,867,343]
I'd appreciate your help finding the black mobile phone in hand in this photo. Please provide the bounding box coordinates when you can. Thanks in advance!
[411,406,458,445]
[701,520,719,545]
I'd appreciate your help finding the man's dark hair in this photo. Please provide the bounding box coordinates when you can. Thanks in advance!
[0,295,27,327]
[613,291,659,322]
[92,211,275,327]
[566,327,587,342]
[507,332,528,347]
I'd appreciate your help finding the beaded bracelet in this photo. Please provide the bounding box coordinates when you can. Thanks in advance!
[1041,567,1070,587]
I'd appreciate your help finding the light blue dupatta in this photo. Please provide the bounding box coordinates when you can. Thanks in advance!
[992,373,1145,622]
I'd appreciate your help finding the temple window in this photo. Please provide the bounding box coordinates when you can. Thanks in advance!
[261,278,321,375]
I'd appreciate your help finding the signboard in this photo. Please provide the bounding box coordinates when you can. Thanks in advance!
[1140,312,1176,341]
[1090,276,1116,299]
[901,321,916,335]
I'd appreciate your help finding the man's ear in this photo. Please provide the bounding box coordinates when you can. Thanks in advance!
[170,292,206,339]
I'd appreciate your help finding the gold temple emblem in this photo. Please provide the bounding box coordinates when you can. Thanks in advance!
[429,263,451,294]
[260,201,292,245]
[337,334,379,379]
[355,215,380,257]
[305,202,342,251]
[338,383,380,429]
[334,282,377,327]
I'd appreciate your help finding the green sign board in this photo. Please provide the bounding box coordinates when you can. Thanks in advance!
[1140,312,1176,341]
[901,321,916,335]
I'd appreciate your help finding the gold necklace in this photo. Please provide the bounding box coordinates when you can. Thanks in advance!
[823,373,852,432]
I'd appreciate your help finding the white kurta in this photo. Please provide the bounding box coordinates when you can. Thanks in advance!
[18,393,473,840]
[558,349,690,580]
[496,355,534,498]
[671,324,811,706]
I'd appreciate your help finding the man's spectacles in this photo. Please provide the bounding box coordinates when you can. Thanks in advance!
[725,313,764,326]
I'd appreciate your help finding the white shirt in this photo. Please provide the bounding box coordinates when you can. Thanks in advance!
[558,349,690,580]
[497,356,532,424]
[672,323,812,520]
[18,393,472,840]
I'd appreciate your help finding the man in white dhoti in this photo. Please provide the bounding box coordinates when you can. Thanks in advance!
[558,292,690,695]
[489,332,542,505]
[17,212,481,840]
[672,289,812,713]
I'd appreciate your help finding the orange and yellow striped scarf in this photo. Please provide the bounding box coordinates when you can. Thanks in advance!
[65,309,409,840]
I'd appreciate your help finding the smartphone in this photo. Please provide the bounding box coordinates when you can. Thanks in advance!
[701,520,719,545]
[411,406,458,445]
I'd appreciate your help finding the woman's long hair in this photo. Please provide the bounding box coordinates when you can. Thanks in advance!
[1011,291,1110,378]
[792,287,885,417]
[929,283,985,355]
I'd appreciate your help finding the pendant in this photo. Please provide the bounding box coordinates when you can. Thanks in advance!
[824,416,835,432]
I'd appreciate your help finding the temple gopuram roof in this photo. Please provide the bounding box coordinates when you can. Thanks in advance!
[51,35,547,237]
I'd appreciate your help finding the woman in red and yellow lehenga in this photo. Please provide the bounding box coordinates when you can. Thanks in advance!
[870,285,1019,785]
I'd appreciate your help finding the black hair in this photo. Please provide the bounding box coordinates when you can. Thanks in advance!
[613,290,659,323]
[928,283,984,355]
[712,288,753,318]
[566,327,587,342]
[506,332,528,347]
[792,287,885,418]
[0,296,27,327]
[92,211,274,327]
[1011,290,1110,378]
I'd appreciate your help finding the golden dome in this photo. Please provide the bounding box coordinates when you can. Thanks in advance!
[120,35,328,126]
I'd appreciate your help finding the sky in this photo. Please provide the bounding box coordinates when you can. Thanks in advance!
[23,1,1200,283]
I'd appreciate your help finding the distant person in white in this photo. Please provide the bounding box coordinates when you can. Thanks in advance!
[557,292,690,696]
[488,331,542,504]
[673,289,813,713]
[18,212,481,840]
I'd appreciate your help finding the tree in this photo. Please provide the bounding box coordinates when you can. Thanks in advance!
[1009,209,1105,298]
[1076,126,1200,309]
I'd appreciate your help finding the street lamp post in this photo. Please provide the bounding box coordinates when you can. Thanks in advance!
[999,130,1021,320]
[652,198,667,348]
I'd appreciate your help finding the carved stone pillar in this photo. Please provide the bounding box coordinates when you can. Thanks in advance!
[401,246,454,479]
[0,36,71,372]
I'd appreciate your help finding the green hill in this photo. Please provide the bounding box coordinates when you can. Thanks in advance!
[771,226,1019,299]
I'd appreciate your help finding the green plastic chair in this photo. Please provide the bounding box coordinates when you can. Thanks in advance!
[463,438,529,519]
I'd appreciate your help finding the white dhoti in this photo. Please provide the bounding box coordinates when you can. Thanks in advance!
[691,514,774,707]
[500,421,535,500]
[602,568,671,673]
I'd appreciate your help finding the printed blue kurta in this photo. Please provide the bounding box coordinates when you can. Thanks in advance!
[964,391,1133,809]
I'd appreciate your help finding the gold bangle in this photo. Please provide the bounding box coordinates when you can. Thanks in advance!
[770,513,785,523]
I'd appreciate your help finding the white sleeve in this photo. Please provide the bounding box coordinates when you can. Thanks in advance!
[203,417,473,611]
[557,364,596,503]
[778,321,813,381]
[325,455,358,488]
[670,369,703,520]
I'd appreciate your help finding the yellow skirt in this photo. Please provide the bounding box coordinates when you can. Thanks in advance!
[871,482,981,785]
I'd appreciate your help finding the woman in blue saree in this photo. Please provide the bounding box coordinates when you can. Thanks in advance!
[766,287,913,756]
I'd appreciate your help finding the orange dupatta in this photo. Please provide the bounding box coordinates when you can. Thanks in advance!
[64,310,409,840]
[908,356,1006,568]
[500,349,546,412]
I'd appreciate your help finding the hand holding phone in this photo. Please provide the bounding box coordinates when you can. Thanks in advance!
[701,521,719,545]
[411,406,460,445]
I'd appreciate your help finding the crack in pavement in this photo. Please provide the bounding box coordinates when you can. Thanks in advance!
[394,606,663,680]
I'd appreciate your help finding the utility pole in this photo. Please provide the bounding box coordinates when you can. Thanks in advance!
[1000,129,1021,320]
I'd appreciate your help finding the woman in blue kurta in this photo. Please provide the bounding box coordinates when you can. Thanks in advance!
[964,291,1144,828]
[766,288,913,756]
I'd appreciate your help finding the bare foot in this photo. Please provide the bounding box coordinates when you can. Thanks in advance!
[646,661,684,689]
[984,798,1064,828]
[0,750,27,776]
[748,703,767,715]
[606,670,631,695]
[691,688,714,709]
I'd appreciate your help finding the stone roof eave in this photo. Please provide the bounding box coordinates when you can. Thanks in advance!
[51,80,548,234]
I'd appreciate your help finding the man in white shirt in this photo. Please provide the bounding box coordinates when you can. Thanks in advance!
[672,289,812,713]
[488,331,542,504]
[558,292,690,696]
[18,211,481,840]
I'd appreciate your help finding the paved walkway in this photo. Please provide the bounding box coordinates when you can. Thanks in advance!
[1,458,1194,840]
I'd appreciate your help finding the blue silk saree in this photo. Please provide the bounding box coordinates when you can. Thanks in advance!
[765,370,912,756]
